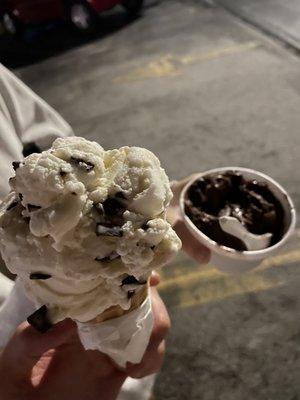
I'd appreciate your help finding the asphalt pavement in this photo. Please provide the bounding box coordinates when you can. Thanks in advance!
[1,0,299,399]
[215,0,300,51]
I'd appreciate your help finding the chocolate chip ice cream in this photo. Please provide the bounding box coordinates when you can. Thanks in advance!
[0,137,181,325]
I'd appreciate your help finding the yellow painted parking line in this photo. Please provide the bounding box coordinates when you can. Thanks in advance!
[178,279,282,310]
[113,54,181,83]
[159,248,300,309]
[160,249,300,291]
[113,41,261,83]
[258,249,300,270]
[180,41,261,65]
[160,267,221,290]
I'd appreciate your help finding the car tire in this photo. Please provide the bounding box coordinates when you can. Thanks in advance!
[122,0,144,16]
[2,12,22,36]
[68,1,98,33]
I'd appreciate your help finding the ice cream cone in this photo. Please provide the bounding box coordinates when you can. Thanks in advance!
[0,137,181,352]
[76,281,153,367]
[85,283,149,324]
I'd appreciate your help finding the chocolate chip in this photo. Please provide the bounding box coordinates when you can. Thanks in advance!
[19,193,23,201]
[12,161,21,171]
[115,192,126,200]
[128,290,135,299]
[96,256,120,262]
[141,221,149,230]
[6,200,19,211]
[23,142,41,157]
[122,275,139,285]
[122,275,147,286]
[27,204,42,212]
[96,224,123,237]
[23,216,30,223]
[102,198,125,216]
[27,305,52,333]
[30,272,52,280]
[59,170,67,177]
[70,157,94,172]
[94,203,104,216]
[95,252,120,262]
[71,192,77,195]
[150,245,155,250]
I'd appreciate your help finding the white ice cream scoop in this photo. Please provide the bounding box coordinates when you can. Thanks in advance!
[219,216,272,251]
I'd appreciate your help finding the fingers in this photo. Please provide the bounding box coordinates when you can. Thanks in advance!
[170,174,199,200]
[148,286,171,351]
[1,319,76,380]
[14,318,76,355]
[173,219,211,264]
[126,340,166,379]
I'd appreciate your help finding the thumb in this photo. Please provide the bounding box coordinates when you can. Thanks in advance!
[150,271,160,287]
[1,319,76,380]
[173,219,211,264]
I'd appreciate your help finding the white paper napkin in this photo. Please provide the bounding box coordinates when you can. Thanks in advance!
[76,296,153,368]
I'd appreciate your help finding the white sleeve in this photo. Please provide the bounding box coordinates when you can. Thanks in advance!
[0,64,74,151]
[0,273,13,306]
[0,66,74,335]
[0,278,35,351]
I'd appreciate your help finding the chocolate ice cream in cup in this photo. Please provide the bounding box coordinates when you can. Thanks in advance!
[179,167,296,273]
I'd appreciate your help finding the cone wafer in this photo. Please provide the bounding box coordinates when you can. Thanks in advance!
[85,283,149,324]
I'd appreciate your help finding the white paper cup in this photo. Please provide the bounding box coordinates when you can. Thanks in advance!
[179,167,296,273]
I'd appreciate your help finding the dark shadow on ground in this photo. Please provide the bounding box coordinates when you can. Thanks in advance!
[0,0,162,69]
[0,9,136,69]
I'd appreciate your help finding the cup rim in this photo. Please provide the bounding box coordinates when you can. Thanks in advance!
[179,167,297,260]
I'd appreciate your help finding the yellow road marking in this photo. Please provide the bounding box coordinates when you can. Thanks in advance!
[258,249,300,270]
[113,41,261,83]
[178,279,283,310]
[160,249,300,291]
[180,41,261,65]
[160,248,300,309]
[113,54,181,83]
[160,267,221,290]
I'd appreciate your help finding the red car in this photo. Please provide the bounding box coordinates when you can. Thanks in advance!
[1,0,143,34]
